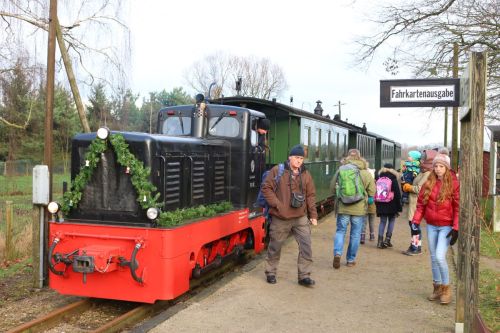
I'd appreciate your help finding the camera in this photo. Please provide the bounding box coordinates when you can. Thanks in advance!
[290,192,305,208]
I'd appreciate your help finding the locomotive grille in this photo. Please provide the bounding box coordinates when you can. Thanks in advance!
[213,160,225,196]
[192,160,205,200]
[165,161,181,205]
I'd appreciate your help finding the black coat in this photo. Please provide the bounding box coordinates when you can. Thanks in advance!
[375,168,402,216]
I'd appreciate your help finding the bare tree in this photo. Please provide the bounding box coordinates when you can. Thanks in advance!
[353,0,499,121]
[0,0,130,130]
[184,51,288,100]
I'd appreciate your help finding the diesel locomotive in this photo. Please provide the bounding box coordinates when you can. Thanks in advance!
[47,95,401,303]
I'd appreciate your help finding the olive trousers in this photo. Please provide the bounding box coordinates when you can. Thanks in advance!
[265,215,313,280]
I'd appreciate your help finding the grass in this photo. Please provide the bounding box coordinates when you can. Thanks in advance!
[480,224,500,259]
[478,197,499,333]
[478,268,499,332]
[0,173,69,262]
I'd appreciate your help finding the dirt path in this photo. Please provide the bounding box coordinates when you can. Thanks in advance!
[146,210,456,333]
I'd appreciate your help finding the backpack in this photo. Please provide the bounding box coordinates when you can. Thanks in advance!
[336,163,365,204]
[256,163,285,217]
[374,176,394,203]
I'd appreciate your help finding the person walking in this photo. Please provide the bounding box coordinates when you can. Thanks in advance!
[361,162,376,244]
[374,163,402,249]
[402,149,438,255]
[261,144,318,287]
[411,153,459,304]
[331,149,375,269]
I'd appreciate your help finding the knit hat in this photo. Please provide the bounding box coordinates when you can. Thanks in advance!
[438,147,450,156]
[432,153,451,169]
[420,150,437,171]
[258,118,270,131]
[347,148,361,159]
[289,144,305,157]
[383,163,394,169]
[408,150,421,160]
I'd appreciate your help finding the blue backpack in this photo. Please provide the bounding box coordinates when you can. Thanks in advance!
[256,163,285,218]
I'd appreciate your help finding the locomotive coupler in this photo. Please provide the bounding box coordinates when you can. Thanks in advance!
[73,250,95,284]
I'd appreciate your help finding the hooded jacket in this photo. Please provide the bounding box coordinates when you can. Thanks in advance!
[330,158,376,216]
[261,161,318,220]
[412,174,460,230]
[375,167,402,216]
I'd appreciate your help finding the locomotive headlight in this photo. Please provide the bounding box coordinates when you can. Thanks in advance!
[47,201,61,214]
[96,127,110,140]
[146,207,160,220]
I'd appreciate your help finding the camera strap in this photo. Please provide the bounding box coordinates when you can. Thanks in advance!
[289,169,303,194]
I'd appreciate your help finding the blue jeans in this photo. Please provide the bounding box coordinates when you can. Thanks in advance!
[334,214,364,262]
[378,215,395,237]
[426,224,452,285]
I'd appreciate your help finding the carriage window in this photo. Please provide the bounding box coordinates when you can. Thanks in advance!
[208,117,240,137]
[316,128,321,160]
[303,126,311,159]
[162,117,191,135]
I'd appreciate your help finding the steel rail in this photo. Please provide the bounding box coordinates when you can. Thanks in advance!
[6,299,92,333]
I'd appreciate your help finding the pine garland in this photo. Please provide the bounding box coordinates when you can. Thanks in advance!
[61,132,233,227]
[157,201,233,227]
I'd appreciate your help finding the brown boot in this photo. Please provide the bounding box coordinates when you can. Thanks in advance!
[428,283,442,301]
[440,285,452,304]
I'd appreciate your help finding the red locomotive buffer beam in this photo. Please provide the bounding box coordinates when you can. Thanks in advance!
[48,209,265,303]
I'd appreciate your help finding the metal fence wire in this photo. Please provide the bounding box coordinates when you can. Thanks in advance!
[0,160,66,176]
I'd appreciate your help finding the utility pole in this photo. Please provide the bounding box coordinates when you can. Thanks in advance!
[333,100,346,120]
[44,0,57,201]
[444,107,448,146]
[452,42,459,169]
[40,0,57,288]
[149,93,153,134]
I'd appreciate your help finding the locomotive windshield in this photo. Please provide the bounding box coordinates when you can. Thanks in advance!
[163,116,192,135]
[208,116,240,137]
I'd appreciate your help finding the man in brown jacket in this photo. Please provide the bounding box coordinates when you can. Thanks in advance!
[261,144,318,287]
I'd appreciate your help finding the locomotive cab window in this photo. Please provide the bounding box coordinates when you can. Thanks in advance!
[208,116,240,137]
[162,117,192,136]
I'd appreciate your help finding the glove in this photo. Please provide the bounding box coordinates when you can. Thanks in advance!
[410,222,420,236]
[403,183,413,193]
[367,196,374,205]
[447,229,459,246]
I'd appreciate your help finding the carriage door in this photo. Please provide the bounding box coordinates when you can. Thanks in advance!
[248,116,266,211]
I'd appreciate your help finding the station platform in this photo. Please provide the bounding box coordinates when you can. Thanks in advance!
[139,210,456,332]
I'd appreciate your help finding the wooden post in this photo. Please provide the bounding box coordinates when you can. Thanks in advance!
[444,107,448,146]
[455,51,486,333]
[32,206,41,288]
[5,201,13,260]
[452,43,459,170]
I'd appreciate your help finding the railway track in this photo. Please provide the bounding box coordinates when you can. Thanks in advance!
[6,251,257,333]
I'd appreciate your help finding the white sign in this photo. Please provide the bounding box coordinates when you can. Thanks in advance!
[390,85,456,102]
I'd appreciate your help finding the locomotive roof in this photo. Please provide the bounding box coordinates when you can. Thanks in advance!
[159,103,265,118]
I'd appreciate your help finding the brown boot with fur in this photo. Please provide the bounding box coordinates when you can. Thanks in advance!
[440,285,452,304]
[428,283,442,301]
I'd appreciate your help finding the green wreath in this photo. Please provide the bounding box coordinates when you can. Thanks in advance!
[61,132,232,227]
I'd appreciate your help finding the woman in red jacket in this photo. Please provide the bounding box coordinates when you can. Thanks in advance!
[411,153,459,305]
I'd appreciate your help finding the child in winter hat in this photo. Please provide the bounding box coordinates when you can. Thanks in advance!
[432,153,451,169]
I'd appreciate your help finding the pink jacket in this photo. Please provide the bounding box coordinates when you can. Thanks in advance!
[412,178,459,230]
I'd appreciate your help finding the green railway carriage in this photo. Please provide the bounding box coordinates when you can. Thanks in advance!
[212,96,401,212]
[212,97,349,208]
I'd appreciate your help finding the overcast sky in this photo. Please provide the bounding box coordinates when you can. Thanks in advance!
[128,0,452,147]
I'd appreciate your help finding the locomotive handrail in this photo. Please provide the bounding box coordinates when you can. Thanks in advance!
[129,243,144,284]
[56,232,140,241]
[48,238,65,276]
